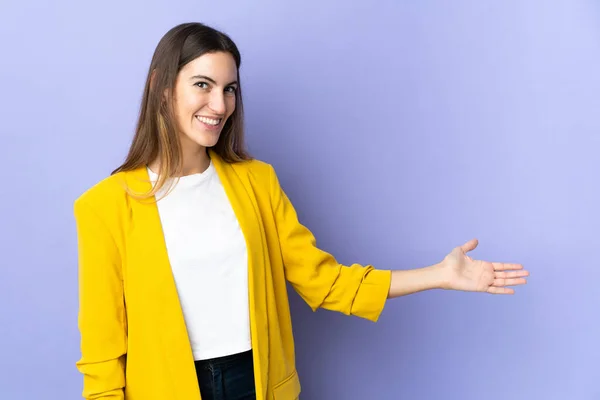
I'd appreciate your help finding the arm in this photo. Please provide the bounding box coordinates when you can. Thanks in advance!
[268,166,391,322]
[268,166,528,309]
[74,198,127,399]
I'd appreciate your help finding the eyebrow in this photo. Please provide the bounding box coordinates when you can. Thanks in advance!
[189,75,238,86]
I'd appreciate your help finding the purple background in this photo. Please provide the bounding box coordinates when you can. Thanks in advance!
[1,1,599,399]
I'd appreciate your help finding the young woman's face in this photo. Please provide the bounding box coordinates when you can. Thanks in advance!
[172,51,238,152]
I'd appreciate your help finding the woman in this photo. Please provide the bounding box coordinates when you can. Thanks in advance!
[73,22,529,400]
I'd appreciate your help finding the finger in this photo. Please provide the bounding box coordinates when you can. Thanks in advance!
[492,277,527,287]
[492,262,524,271]
[487,286,515,295]
[460,238,479,253]
[494,270,529,279]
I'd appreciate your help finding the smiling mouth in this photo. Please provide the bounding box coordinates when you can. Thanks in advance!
[195,115,222,126]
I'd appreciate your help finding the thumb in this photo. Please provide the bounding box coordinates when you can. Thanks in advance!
[459,238,479,253]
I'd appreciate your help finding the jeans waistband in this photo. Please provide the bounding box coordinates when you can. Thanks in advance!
[194,349,253,369]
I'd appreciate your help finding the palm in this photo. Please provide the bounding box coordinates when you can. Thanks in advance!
[441,239,529,294]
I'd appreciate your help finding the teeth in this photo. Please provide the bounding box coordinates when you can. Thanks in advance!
[196,116,221,126]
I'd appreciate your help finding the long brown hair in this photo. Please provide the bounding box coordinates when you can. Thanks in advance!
[112,22,251,198]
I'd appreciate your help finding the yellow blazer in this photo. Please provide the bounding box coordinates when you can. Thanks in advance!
[73,150,392,400]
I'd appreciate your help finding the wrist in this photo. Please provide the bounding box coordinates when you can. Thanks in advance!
[430,262,450,290]
[387,263,449,298]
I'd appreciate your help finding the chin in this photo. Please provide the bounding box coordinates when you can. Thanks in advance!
[193,131,222,148]
[180,121,225,149]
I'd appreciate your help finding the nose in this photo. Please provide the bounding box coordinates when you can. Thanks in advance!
[208,90,226,115]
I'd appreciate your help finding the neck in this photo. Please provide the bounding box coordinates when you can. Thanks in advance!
[180,146,211,175]
[148,147,211,177]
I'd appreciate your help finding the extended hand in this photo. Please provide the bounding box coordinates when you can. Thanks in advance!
[440,239,529,294]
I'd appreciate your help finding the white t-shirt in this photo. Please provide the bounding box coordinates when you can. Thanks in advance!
[147,161,251,360]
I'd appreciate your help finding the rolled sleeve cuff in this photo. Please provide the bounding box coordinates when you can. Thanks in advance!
[350,268,392,322]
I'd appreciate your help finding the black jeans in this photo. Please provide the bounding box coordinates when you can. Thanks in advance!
[194,349,256,400]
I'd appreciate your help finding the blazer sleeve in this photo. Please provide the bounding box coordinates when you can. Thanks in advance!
[74,198,127,399]
[268,165,392,322]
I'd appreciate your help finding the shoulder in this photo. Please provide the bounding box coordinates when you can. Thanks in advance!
[73,170,131,215]
[231,157,273,175]
[229,157,278,185]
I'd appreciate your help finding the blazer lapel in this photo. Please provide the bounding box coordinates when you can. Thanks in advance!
[122,167,199,399]
[210,151,269,400]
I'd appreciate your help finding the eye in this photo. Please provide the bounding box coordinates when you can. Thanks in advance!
[224,86,237,95]
[194,81,209,89]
